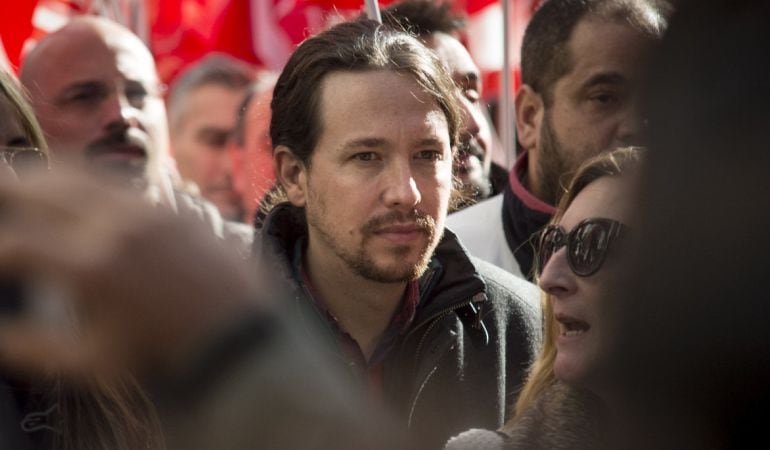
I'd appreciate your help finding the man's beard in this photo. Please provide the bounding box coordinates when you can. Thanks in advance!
[307,205,441,284]
[536,110,572,206]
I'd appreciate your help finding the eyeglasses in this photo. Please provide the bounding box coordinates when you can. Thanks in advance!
[0,146,49,174]
[537,218,627,277]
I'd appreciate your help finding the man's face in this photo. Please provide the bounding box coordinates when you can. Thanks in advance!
[534,18,651,204]
[23,23,167,185]
[426,32,492,199]
[171,84,246,220]
[299,70,453,283]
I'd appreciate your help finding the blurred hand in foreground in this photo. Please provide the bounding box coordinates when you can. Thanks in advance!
[0,168,262,378]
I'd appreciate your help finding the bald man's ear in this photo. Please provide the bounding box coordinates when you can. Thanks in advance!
[274,145,308,207]
[516,85,544,154]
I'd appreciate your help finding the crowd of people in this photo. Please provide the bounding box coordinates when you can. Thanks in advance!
[0,0,766,448]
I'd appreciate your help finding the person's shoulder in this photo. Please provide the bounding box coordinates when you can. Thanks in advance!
[471,257,541,347]
[472,257,539,313]
[447,194,504,228]
[173,189,254,258]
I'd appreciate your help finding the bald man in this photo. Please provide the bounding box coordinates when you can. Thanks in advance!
[21,17,168,190]
[21,17,252,253]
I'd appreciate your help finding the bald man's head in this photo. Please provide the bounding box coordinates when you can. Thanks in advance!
[21,17,168,187]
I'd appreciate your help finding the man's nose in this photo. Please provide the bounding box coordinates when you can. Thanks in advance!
[616,101,646,147]
[459,95,482,139]
[381,159,421,209]
[103,90,140,133]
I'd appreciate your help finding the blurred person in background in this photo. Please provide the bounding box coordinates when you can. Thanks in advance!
[382,0,508,209]
[602,1,770,448]
[167,54,255,222]
[445,147,642,450]
[20,17,252,255]
[447,0,670,280]
[231,73,278,226]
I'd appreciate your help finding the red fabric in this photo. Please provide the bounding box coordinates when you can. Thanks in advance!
[509,150,556,215]
[0,0,39,71]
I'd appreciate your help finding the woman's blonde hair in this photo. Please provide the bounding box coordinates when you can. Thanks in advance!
[0,69,49,154]
[503,146,643,432]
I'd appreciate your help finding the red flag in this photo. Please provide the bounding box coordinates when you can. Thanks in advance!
[0,0,40,71]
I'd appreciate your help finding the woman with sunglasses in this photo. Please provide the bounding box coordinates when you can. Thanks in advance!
[445,146,642,450]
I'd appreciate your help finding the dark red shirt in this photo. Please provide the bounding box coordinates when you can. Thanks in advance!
[294,242,421,402]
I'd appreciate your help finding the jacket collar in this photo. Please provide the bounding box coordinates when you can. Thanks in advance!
[256,203,488,321]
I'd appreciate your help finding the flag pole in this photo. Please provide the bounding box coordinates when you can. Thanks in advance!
[365,0,383,23]
[501,0,515,166]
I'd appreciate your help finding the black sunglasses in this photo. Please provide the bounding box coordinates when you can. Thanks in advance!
[0,146,49,174]
[537,218,627,277]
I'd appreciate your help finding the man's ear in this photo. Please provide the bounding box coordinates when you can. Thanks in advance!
[515,84,545,153]
[274,145,308,207]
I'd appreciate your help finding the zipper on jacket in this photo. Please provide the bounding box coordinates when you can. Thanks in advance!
[412,300,472,370]
[406,294,485,427]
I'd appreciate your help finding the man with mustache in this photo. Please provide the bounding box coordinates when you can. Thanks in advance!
[255,19,541,449]
[447,0,671,279]
[20,17,251,253]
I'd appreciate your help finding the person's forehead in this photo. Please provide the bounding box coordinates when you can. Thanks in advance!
[32,26,158,95]
[316,70,449,143]
[425,32,479,80]
[180,85,245,127]
[560,176,631,230]
[557,17,652,90]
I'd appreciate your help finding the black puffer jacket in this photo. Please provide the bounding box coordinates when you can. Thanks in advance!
[255,204,542,449]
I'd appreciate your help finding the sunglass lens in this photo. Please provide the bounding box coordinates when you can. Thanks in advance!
[570,221,611,276]
[537,227,561,275]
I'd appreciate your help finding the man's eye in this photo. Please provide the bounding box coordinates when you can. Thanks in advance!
[353,152,378,162]
[125,86,148,107]
[464,88,480,103]
[67,88,106,104]
[200,132,230,148]
[416,150,443,161]
[589,92,618,106]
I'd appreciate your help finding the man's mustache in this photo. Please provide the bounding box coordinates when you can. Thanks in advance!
[361,210,436,238]
[85,129,148,159]
[456,138,485,160]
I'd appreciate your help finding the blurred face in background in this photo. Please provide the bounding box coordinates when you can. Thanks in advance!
[22,19,168,186]
[425,32,493,199]
[171,83,247,221]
